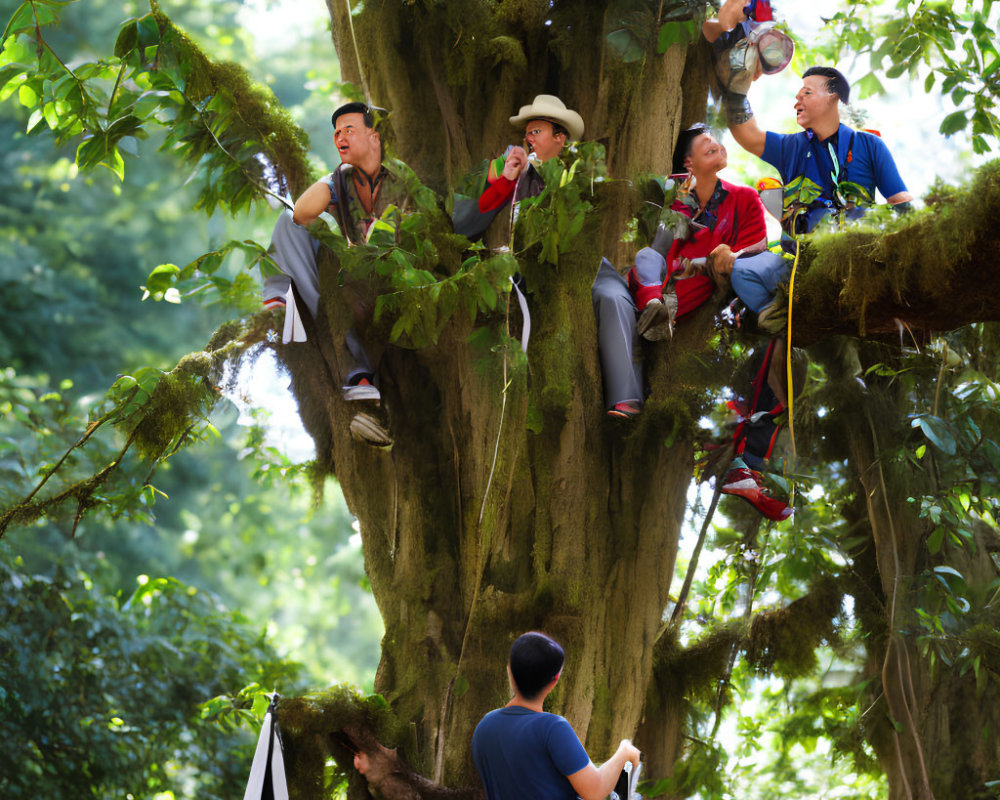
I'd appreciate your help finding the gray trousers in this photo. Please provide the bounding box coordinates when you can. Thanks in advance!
[262,210,373,385]
[592,258,644,409]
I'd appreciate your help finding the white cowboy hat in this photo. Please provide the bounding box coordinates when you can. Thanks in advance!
[509,95,584,141]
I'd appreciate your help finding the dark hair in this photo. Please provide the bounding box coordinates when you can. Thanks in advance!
[509,632,565,699]
[802,66,850,104]
[671,123,712,175]
[331,101,375,130]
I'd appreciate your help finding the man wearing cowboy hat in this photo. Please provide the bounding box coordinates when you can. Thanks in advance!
[454,94,584,245]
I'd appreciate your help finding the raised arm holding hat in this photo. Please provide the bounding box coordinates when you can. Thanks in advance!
[704,6,912,362]
[705,0,912,219]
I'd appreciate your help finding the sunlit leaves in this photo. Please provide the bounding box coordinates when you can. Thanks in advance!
[1,2,308,211]
[142,239,272,312]
[819,0,1000,151]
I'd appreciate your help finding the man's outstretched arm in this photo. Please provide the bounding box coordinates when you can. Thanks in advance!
[292,178,336,226]
[566,740,641,800]
[727,108,767,158]
[703,0,767,156]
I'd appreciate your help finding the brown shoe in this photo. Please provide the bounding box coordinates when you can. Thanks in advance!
[636,296,677,341]
[349,412,393,447]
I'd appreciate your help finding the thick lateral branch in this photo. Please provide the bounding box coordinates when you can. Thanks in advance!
[647,577,843,710]
[276,691,483,800]
[349,725,483,800]
[790,161,1000,346]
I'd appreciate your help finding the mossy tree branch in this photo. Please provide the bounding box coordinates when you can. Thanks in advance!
[790,162,1000,346]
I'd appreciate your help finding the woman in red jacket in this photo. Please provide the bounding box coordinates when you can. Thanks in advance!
[592,124,768,419]
[592,124,792,520]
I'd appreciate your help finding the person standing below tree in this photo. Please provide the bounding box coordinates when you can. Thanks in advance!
[472,631,640,800]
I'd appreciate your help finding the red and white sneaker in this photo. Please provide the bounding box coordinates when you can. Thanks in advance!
[721,466,792,521]
[607,401,641,419]
[343,376,381,404]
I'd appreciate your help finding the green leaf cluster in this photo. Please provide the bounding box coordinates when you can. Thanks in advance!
[818,1,1000,153]
[0,316,263,538]
[605,0,704,63]
[514,140,607,265]
[1,0,311,205]
[0,543,301,800]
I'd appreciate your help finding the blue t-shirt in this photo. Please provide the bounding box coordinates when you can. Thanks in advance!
[761,123,907,203]
[472,707,590,800]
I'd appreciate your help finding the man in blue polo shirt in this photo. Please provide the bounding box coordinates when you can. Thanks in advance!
[472,632,640,800]
[705,0,912,315]
[727,64,912,231]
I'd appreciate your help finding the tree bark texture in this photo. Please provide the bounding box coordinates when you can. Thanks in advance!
[291,216,730,789]
[343,1,706,193]
[833,350,1000,800]
[272,1,1000,797]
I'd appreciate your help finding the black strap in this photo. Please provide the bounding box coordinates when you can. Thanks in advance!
[332,165,358,243]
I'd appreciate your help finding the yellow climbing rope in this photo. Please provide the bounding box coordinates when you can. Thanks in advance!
[785,238,799,459]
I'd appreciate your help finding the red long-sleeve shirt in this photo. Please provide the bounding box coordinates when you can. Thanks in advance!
[630,180,767,320]
[478,175,517,213]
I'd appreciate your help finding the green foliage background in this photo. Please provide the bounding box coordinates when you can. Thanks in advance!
[0,2,381,798]
[2,1,1000,799]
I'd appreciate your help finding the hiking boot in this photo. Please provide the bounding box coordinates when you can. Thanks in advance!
[721,466,792,521]
[342,376,381,404]
[756,296,787,335]
[349,412,392,447]
[607,401,641,420]
[637,296,677,341]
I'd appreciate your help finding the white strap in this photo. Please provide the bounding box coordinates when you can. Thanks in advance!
[281,287,307,344]
[243,711,289,800]
[511,276,531,353]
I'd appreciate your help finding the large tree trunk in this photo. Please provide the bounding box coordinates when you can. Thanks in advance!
[299,209,727,787]
[279,2,1000,797]
[290,0,716,788]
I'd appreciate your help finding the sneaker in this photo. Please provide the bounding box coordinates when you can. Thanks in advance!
[607,401,641,419]
[718,297,748,330]
[349,412,392,447]
[720,466,792,521]
[343,376,381,404]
